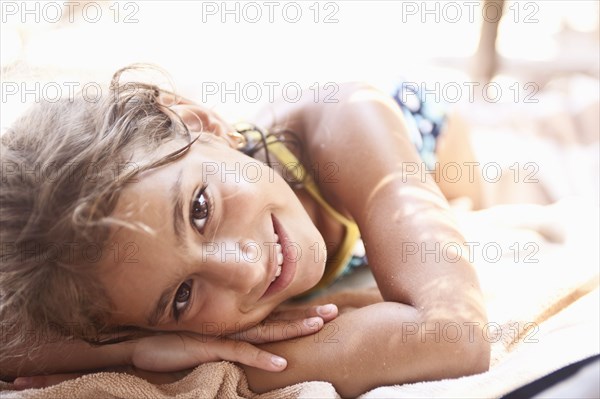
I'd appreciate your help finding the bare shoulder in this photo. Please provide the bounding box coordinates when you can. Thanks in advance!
[252,81,393,141]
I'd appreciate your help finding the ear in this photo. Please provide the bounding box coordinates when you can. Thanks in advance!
[169,104,239,149]
[170,104,211,132]
[157,92,194,106]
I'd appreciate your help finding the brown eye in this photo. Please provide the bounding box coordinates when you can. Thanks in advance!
[176,283,191,303]
[173,280,192,319]
[191,186,210,232]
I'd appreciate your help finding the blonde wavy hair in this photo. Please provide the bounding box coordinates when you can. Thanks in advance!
[0,65,202,361]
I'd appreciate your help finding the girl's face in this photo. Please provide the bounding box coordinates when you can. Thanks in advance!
[98,129,326,336]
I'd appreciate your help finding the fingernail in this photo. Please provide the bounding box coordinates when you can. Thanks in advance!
[316,304,336,316]
[271,356,287,368]
[304,316,321,328]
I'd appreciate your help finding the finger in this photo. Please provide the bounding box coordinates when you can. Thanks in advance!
[13,373,85,390]
[131,333,289,373]
[269,304,338,323]
[205,339,288,372]
[229,316,324,344]
[131,333,286,373]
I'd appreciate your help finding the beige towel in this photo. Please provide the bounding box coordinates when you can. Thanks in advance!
[0,362,339,399]
[2,198,598,398]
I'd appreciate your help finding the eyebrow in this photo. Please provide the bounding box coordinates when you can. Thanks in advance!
[146,169,186,327]
[171,168,186,248]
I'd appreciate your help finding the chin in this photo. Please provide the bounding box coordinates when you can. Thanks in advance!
[302,252,327,293]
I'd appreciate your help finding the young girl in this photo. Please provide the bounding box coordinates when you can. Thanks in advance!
[1,66,489,397]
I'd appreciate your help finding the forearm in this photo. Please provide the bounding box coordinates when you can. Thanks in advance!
[1,337,133,379]
[243,302,488,398]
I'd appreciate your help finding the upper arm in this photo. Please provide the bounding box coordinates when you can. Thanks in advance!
[300,85,485,315]
[255,81,488,335]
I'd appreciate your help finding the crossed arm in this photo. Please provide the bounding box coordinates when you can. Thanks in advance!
[2,306,339,386]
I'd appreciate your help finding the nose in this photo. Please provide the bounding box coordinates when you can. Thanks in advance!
[201,238,267,294]
[199,158,276,294]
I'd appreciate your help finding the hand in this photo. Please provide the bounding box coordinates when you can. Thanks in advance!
[131,303,339,372]
[229,303,339,343]
[12,304,339,390]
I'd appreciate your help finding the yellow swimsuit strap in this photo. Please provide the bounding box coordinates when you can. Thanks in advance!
[264,135,362,292]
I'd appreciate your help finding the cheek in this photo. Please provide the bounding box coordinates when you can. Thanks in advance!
[302,223,326,264]
[300,230,327,285]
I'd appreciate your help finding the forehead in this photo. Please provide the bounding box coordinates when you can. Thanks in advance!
[96,135,238,324]
[115,134,228,224]
[108,132,237,246]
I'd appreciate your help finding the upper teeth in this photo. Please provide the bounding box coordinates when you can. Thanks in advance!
[272,235,283,282]
[276,246,283,266]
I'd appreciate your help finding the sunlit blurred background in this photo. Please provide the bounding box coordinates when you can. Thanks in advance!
[1,3,598,394]
[2,0,598,206]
